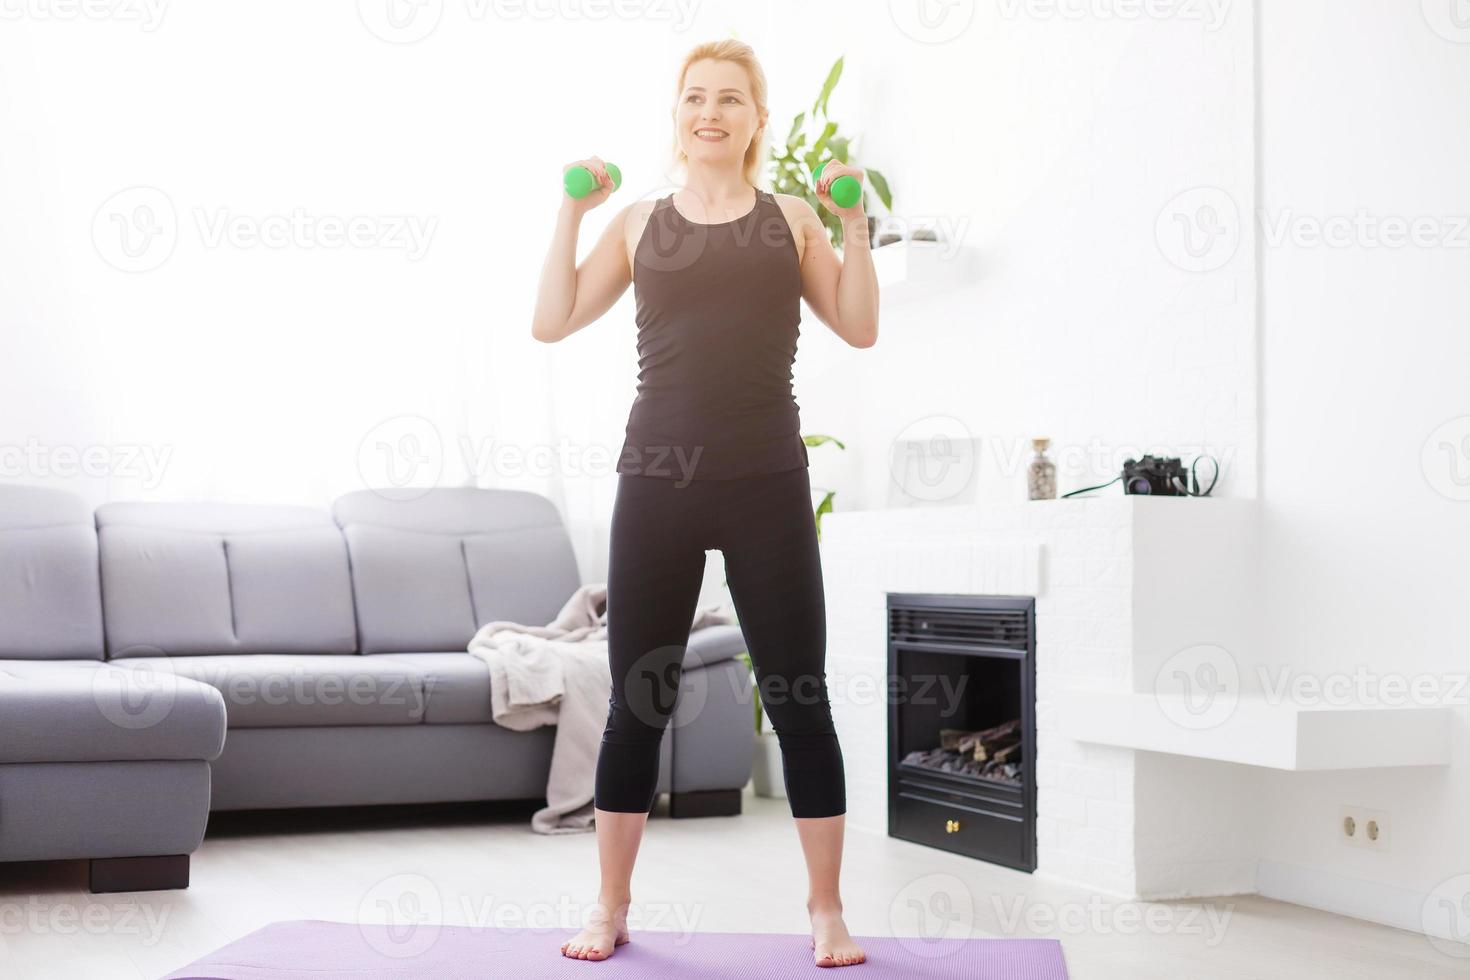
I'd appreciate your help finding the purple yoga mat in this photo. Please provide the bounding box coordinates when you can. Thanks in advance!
[160,919,1069,979]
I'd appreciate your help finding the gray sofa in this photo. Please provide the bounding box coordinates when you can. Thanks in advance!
[0,484,755,892]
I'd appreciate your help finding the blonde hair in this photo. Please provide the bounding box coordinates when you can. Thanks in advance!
[670,40,769,188]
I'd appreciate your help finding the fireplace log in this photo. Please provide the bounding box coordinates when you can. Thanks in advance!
[941,720,1023,761]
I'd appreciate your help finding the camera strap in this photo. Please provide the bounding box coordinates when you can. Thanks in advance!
[1170,456,1221,497]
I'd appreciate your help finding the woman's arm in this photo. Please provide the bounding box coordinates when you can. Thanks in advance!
[790,167,880,348]
[531,160,632,344]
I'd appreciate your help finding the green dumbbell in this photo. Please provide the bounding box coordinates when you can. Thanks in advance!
[563,162,622,200]
[812,161,861,209]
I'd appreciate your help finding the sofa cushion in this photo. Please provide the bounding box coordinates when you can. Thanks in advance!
[333,488,581,655]
[368,623,751,725]
[0,484,104,661]
[365,653,492,724]
[116,654,429,727]
[96,502,358,658]
[0,660,226,763]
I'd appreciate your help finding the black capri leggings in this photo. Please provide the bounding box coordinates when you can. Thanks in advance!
[593,464,846,819]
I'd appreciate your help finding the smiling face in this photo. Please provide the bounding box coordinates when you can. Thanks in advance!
[674,58,766,170]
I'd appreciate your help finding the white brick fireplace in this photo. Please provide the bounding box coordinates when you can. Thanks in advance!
[820,497,1262,899]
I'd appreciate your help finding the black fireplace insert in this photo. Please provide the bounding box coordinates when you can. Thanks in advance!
[886,593,1037,873]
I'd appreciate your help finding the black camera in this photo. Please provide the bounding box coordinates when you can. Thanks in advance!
[1123,456,1192,495]
[1061,452,1219,498]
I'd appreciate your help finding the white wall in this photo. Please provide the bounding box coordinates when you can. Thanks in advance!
[785,0,1257,509]
[1255,0,1470,936]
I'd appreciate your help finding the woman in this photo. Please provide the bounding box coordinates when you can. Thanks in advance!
[531,39,878,968]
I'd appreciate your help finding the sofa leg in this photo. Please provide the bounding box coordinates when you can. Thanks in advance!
[668,788,742,818]
[89,855,191,893]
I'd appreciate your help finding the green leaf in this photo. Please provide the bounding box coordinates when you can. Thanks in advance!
[811,121,837,160]
[786,111,805,149]
[866,167,893,212]
[813,491,836,541]
[828,136,850,164]
[802,433,848,450]
[813,56,844,117]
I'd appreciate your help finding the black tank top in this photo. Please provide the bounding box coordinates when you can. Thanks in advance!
[615,188,810,481]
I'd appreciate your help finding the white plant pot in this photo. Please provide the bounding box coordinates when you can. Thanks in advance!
[751,730,786,799]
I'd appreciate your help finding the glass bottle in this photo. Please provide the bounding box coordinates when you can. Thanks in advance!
[1027,438,1057,500]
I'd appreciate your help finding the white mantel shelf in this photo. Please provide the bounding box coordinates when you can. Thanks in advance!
[1058,691,1453,770]
[869,239,979,305]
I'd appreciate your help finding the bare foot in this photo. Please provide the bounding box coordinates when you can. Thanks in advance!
[560,893,631,961]
[809,903,867,968]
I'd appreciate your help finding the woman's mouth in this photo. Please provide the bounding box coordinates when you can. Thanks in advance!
[694,128,729,142]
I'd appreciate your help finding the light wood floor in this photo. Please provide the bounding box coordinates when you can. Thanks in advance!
[0,789,1462,979]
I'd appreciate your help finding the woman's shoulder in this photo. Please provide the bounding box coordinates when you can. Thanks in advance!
[621,198,665,270]
[620,197,663,236]
[770,192,821,224]
[770,192,822,239]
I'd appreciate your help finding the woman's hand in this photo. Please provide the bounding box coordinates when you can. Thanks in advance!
[561,156,617,215]
[813,161,866,220]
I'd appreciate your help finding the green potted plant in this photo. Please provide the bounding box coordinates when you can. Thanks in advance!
[734,433,848,798]
[768,56,893,251]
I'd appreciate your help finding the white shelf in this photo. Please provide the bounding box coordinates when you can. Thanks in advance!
[1058,691,1452,770]
[869,240,978,305]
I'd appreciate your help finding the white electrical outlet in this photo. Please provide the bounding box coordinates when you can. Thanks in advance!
[1339,806,1391,851]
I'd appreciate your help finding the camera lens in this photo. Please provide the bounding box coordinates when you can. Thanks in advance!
[1127,478,1153,494]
